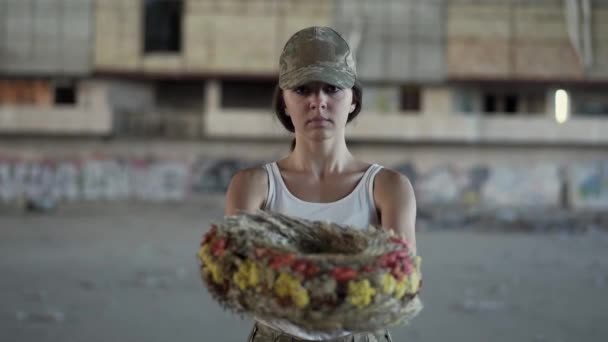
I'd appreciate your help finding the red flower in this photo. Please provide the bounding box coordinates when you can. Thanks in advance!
[304,264,320,278]
[331,267,358,282]
[395,250,408,259]
[269,253,296,269]
[291,260,308,273]
[290,260,320,278]
[361,265,374,273]
[391,266,406,281]
[401,261,413,275]
[378,251,400,268]
[390,237,411,250]
[201,226,217,246]
[211,238,227,257]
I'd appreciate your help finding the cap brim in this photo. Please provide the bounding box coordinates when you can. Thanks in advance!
[279,65,355,89]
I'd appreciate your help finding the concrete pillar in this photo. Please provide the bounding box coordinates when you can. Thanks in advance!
[204,79,221,114]
[203,79,221,136]
[422,86,452,116]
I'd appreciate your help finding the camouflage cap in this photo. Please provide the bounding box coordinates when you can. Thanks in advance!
[279,26,357,89]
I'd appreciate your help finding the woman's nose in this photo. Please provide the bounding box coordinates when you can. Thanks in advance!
[309,91,328,110]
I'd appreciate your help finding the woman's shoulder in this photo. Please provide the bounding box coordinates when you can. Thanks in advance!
[373,166,415,201]
[224,165,270,215]
[233,164,268,180]
[229,165,269,194]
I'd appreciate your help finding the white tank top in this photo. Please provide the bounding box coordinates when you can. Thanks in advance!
[263,162,383,229]
[256,162,384,340]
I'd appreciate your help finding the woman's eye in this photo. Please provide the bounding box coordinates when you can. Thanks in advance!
[324,85,340,94]
[294,87,308,95]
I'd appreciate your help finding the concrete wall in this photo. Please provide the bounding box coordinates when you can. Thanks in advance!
[569,161,608,209]
[2,0,604,82]
[94,0,443,81]
[94,0,141,71]
[334,0,445,82]
[590,5,608,79]
[204,109,608,145]
[0,140,606,210]
[0,0,93,75]
[95,0,333,75]
[446,0,585,80]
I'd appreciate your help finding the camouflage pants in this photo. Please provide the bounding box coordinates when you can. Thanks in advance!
[247,323,393,342]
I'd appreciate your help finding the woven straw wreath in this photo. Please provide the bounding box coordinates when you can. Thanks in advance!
[197,211,423,333]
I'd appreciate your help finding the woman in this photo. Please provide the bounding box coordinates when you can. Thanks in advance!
[225,26,417,342]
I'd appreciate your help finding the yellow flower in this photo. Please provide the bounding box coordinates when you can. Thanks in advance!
[291,287,310,308]
[274,273,310,308]
[348,279,376,308]
[207,261,224,284]
[408,256,422,294]
[197,244,210,261]
[381,273,397,295]
[274,273,294,297]
[394,271,421,299]
[414,256,422,272]
[198,244,224,284]
[233,260,260,290]
[394,279,407,299]
[408,271,421,293]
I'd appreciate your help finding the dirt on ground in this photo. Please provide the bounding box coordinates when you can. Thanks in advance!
[1,200,607,342]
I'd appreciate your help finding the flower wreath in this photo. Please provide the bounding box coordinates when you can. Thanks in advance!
[197,211,423,333]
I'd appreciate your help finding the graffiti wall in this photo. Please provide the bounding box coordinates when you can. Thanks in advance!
[570,162,608,209]
[0,155,264,203]
[0,154,604,210]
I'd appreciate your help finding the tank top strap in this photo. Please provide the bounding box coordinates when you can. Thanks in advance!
[263,163,277,210]
[364,164,384,214]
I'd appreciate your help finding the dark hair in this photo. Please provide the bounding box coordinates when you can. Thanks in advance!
[272,80,363,150]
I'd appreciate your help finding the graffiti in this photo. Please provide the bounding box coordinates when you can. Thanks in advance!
[82,159,131,200]
[0,159,80,202]
[0,157,191,202]
[409,164,561,208]
[139,160,190,201]
[0,155,605,210]
[82,158,191,201]
[460,166,491,205]
[570,162,608,209]
[191,158,256,194]
[482,164,561,207]
[415,165,469,204]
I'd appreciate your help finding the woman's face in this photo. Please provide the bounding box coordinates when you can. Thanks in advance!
[282,82,356,141]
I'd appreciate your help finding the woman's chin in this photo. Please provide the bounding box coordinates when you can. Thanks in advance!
[306,131,336,142]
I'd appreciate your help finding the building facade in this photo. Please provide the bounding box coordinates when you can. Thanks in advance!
[91,0,608,144]
[1,0,607,208]
[0,0,111,135]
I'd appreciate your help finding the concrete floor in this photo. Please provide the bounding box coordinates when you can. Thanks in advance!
[1,200,607,342]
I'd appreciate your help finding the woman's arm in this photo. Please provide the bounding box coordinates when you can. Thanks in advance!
[373,168,418,254]
[224,166,268,216]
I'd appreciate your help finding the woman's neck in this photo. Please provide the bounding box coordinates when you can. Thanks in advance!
[287,138,355,176]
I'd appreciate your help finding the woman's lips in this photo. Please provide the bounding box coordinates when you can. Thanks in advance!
[307,117,332,127]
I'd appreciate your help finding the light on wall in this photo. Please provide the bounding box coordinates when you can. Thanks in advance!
[555,89,569,124]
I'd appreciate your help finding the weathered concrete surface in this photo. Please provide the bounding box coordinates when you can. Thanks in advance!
[1,201,608,342]
[1,0,93,75]
[1,140,608,210]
